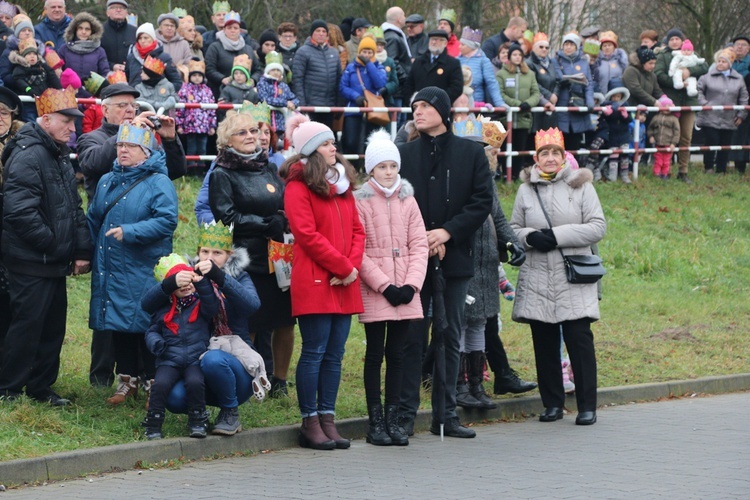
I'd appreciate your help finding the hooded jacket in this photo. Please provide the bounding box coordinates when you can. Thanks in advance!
[647,112,681,146]
[622,52,664,106]
[339,57,387,113]
[458,49,506,107]
[87,150,178,333]
[354,178,428,323]
[56,12,109,98]
[291,38,342,106]
[510,166,606,324]
[0,35,45,87]
[1,121,92,277]
[205,39,262,97]
[591,48,628,94]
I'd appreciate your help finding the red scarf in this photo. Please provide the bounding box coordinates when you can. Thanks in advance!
[163,263,200,335]
[136,40,158,59]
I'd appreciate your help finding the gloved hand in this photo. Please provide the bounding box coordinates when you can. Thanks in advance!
[399,285,415,304]
[203,260,226,287]
[355,95,367,108]
[519,102,532,112]
[601,105,613,116]
[382,285,402,307]
[264,213,286,237]
[507,242,526,266]
[161,274,180,294]
[357,55,369,66]
[378,87,387,97]
[619,107,629,118]
[526,230,557,252]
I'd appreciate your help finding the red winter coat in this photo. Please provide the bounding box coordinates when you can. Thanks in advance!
[354,178,428,323]
[283,161,365,316]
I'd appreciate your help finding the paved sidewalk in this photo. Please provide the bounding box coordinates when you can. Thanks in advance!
[4,391,748,499]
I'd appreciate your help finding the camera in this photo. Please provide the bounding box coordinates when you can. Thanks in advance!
[150,107,166,130]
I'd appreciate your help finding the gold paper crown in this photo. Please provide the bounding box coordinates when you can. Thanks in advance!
[453,114,508,149]
[213,1,231,14]
[44,48,64,70]
[18,38,37,55]
[198,221,234,251]
[143,55,166,76]
[239,101,270,124]
[107,69,127,84]
[438,9,456,25]
[265,50,283,66]
[188,58,206,75]
[232,53,252,71]
[154,253,189,282]
[36,86,78,116]
[84,72,108,96]
[535,127,565,152]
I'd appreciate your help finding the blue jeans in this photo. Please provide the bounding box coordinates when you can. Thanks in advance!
[166,350,253,413]
[185,133,208,158]
[296,314,351,418]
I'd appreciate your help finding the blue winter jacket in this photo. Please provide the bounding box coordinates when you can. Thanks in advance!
[144,278,219,369]
[88,150,179,333]
[34,16,71,49]
[256,75,299,133]
[339,59,387,116]
[556,50,595,134]
[458,51,506,107]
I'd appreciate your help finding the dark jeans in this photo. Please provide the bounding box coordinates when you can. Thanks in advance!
[150,364,204,413]
[89,329,115,387]
[363,320,409,406]
[530,318,597,412]
[185,133,208,158]
[342,115,380,156]
[484,313,510,373]
[701,126,734,173]
[399,270,470,423]
[0,272,66,396]
[296,314,351,417]
[111,331,155,380]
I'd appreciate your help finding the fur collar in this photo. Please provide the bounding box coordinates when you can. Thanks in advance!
[354,177,415,200]
[64,12,103,44]
[520,165,594,189]
[190,247,250,279]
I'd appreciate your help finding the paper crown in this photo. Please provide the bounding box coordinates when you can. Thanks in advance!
[198,221,234,251]
[84,72,108,96]
[44,48,64,70]
[35,86,78,116]
[0,2,18,18]
[232,53,252,71]
[366,26,385,42]
[143,55,166,76]
[438,9,456,25]
[172,7,187,18]
[460,26,482,44]
[223,10,240,25]
[188,58,206,75]
[107,69,128,84]
[154,253,189,282]
[523,29,534,43]
[18,38,37,55]
[239,101,271,124]
[127,13,137,27]
[452,114,508,149]
[265,50,283,66]
[532,32,548,46]
[116,122,157,151]
[213,1,231,14]
[535,127,565,152]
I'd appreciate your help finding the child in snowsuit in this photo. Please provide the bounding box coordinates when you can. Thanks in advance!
[601,79,634,183]
[255,51,298,137]
[175,59,217,168]
[647,95,681,179]
[134,55,177,112]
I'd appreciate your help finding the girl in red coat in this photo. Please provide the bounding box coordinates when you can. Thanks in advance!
[279,114,365,451]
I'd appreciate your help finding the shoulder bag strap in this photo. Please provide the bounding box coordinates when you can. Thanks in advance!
[101,172,157,221]
[533,183,593,258]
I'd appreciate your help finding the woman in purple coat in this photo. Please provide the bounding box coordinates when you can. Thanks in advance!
[56,13,109,98]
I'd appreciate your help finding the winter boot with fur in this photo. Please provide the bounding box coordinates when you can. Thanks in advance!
[366,404,392,446]
[107,374,138,405]
[468,351,498,410]
[298,415,335,450]
[142,409,164,440]
[385,404,409,446]
[456,353,482,408]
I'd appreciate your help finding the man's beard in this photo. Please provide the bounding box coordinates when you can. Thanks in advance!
[429,46,444,57]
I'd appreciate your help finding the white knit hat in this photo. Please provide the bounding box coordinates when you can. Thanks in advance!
[365,130,400,174]
[136,22,156,41]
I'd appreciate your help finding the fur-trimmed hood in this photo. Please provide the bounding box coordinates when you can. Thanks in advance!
[64,12,104,43]
[353,177,415,201]
[520,164,594,188]
[189,246,250,279]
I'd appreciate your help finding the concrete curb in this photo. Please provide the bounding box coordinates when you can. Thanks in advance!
[2,373,749,486]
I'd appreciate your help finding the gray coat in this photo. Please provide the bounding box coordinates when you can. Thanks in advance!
[511,166,606,324]
[696,68,749,130]
[291,38,342,106]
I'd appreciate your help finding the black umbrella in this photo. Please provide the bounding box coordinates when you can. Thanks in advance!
[429,255,448,441]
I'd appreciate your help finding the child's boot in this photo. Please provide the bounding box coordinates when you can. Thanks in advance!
[142,409,164,440]
[107,374,138,405]
[606,161,618,182]
[188,408,210,438]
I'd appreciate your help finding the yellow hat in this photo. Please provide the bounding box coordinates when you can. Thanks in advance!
[358,33,377,55]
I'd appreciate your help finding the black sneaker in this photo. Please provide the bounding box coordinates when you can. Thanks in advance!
[28,390,70,406]
[270,377,288,398]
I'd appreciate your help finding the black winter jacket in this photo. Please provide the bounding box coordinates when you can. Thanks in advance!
[398,131,494,278]
[403,50,463,104]
[384,27,412,82]
[101,18,136,70]
[76,119,187,202]
[291,39,342,106]
[1,122,92,277]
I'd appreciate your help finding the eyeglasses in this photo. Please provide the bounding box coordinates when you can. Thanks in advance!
[280,34,296,39]
[232,128,260,137]
[109,102,139,110]
[107,5,126,10]
[0,110,12,118]
[537,45,550,49]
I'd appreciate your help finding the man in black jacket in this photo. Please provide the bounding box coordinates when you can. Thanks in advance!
[0,88,92,405]
[481,16,526,61]
[397,87,494,438]
[403,31,463,105]
[101,0,136,71]
[405,14,428,60]
[76,83,186,387]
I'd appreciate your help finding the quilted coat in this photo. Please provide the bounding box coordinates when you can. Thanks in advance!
[175,82,217,134]
[256,75,299,132]
[695,68,749,130]
[511,166,606,324]
[291,38,342,106]
[56,12,110,98]
[354,178,428,323]
[555,49,595,134]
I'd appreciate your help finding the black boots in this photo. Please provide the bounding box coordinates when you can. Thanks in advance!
[366,404,391,446]
[468,351,497,410]
[142,409,164,440]
[456,353,482,409]
[494,368,538,395]
[384,404,408,446]
[188,408,210,438]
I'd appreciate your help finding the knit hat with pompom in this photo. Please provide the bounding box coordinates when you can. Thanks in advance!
[286,114,335,157]
[365,129,400,174]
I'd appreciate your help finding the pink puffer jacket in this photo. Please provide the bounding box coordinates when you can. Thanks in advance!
[354,178,429,323]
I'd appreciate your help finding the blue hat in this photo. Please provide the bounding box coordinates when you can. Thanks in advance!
[117,123,157,152]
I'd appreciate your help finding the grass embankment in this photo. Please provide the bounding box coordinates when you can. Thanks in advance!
[1,171,749,460]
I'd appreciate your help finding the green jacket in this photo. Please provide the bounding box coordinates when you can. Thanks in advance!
[496,63,540,130]
[654,49,709,106]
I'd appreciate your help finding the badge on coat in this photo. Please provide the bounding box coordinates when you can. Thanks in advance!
[505,78,516,88]
[437,68,444,75]
[267,183,276,193]
[575,65,581,70]
[160,88,167,95]
[539,68,546,74]
[610,62,617,68]
[386,66,391,72]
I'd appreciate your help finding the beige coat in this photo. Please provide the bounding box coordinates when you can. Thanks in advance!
[510,166,606,324]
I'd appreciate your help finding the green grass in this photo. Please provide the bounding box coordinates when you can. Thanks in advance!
[2,169,750,461]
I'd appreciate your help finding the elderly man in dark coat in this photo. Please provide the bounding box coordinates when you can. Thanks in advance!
[403,31,463,105]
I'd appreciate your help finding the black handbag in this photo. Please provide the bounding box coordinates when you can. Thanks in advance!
[533,185,606,284]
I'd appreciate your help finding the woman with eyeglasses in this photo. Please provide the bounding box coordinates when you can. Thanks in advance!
[525,32,562,132]
[208,111,294,395]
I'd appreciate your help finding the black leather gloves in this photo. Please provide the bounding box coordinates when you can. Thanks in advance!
[507,242,526,266]
[526,230,557,252]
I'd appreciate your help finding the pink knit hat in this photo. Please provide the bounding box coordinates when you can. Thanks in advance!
[286,114,335,157]
[658,94,674,107]
[60,68,82,90]
[681,39,693,51]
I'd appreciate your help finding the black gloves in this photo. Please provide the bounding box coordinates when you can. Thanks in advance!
[519,102,532,112]
[264,213,286,237]
[378,87,387,97]
[399,285,415,304]
[507,242,526,266]
[382,285,402,307]
[161,274,180,294]
[526,230,557,252]
[355,95,367,107]
[203,260,226,287]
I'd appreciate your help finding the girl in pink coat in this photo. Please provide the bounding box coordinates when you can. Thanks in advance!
[354,130,429,447]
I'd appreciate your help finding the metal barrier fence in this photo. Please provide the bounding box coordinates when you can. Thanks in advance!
[19,95,750,181]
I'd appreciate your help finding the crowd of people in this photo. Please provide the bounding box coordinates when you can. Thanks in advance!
[0,0,746,448]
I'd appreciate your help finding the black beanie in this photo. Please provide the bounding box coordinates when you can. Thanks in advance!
[311,19,328,36]
[259,29,279,47]
[412,86,452,125]
[666,28,685,41]
[636,45,656,64]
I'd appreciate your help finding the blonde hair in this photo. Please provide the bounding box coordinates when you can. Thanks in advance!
[216,111,257,149]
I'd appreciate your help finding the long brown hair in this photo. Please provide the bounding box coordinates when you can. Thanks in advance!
[279,151,358,197]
